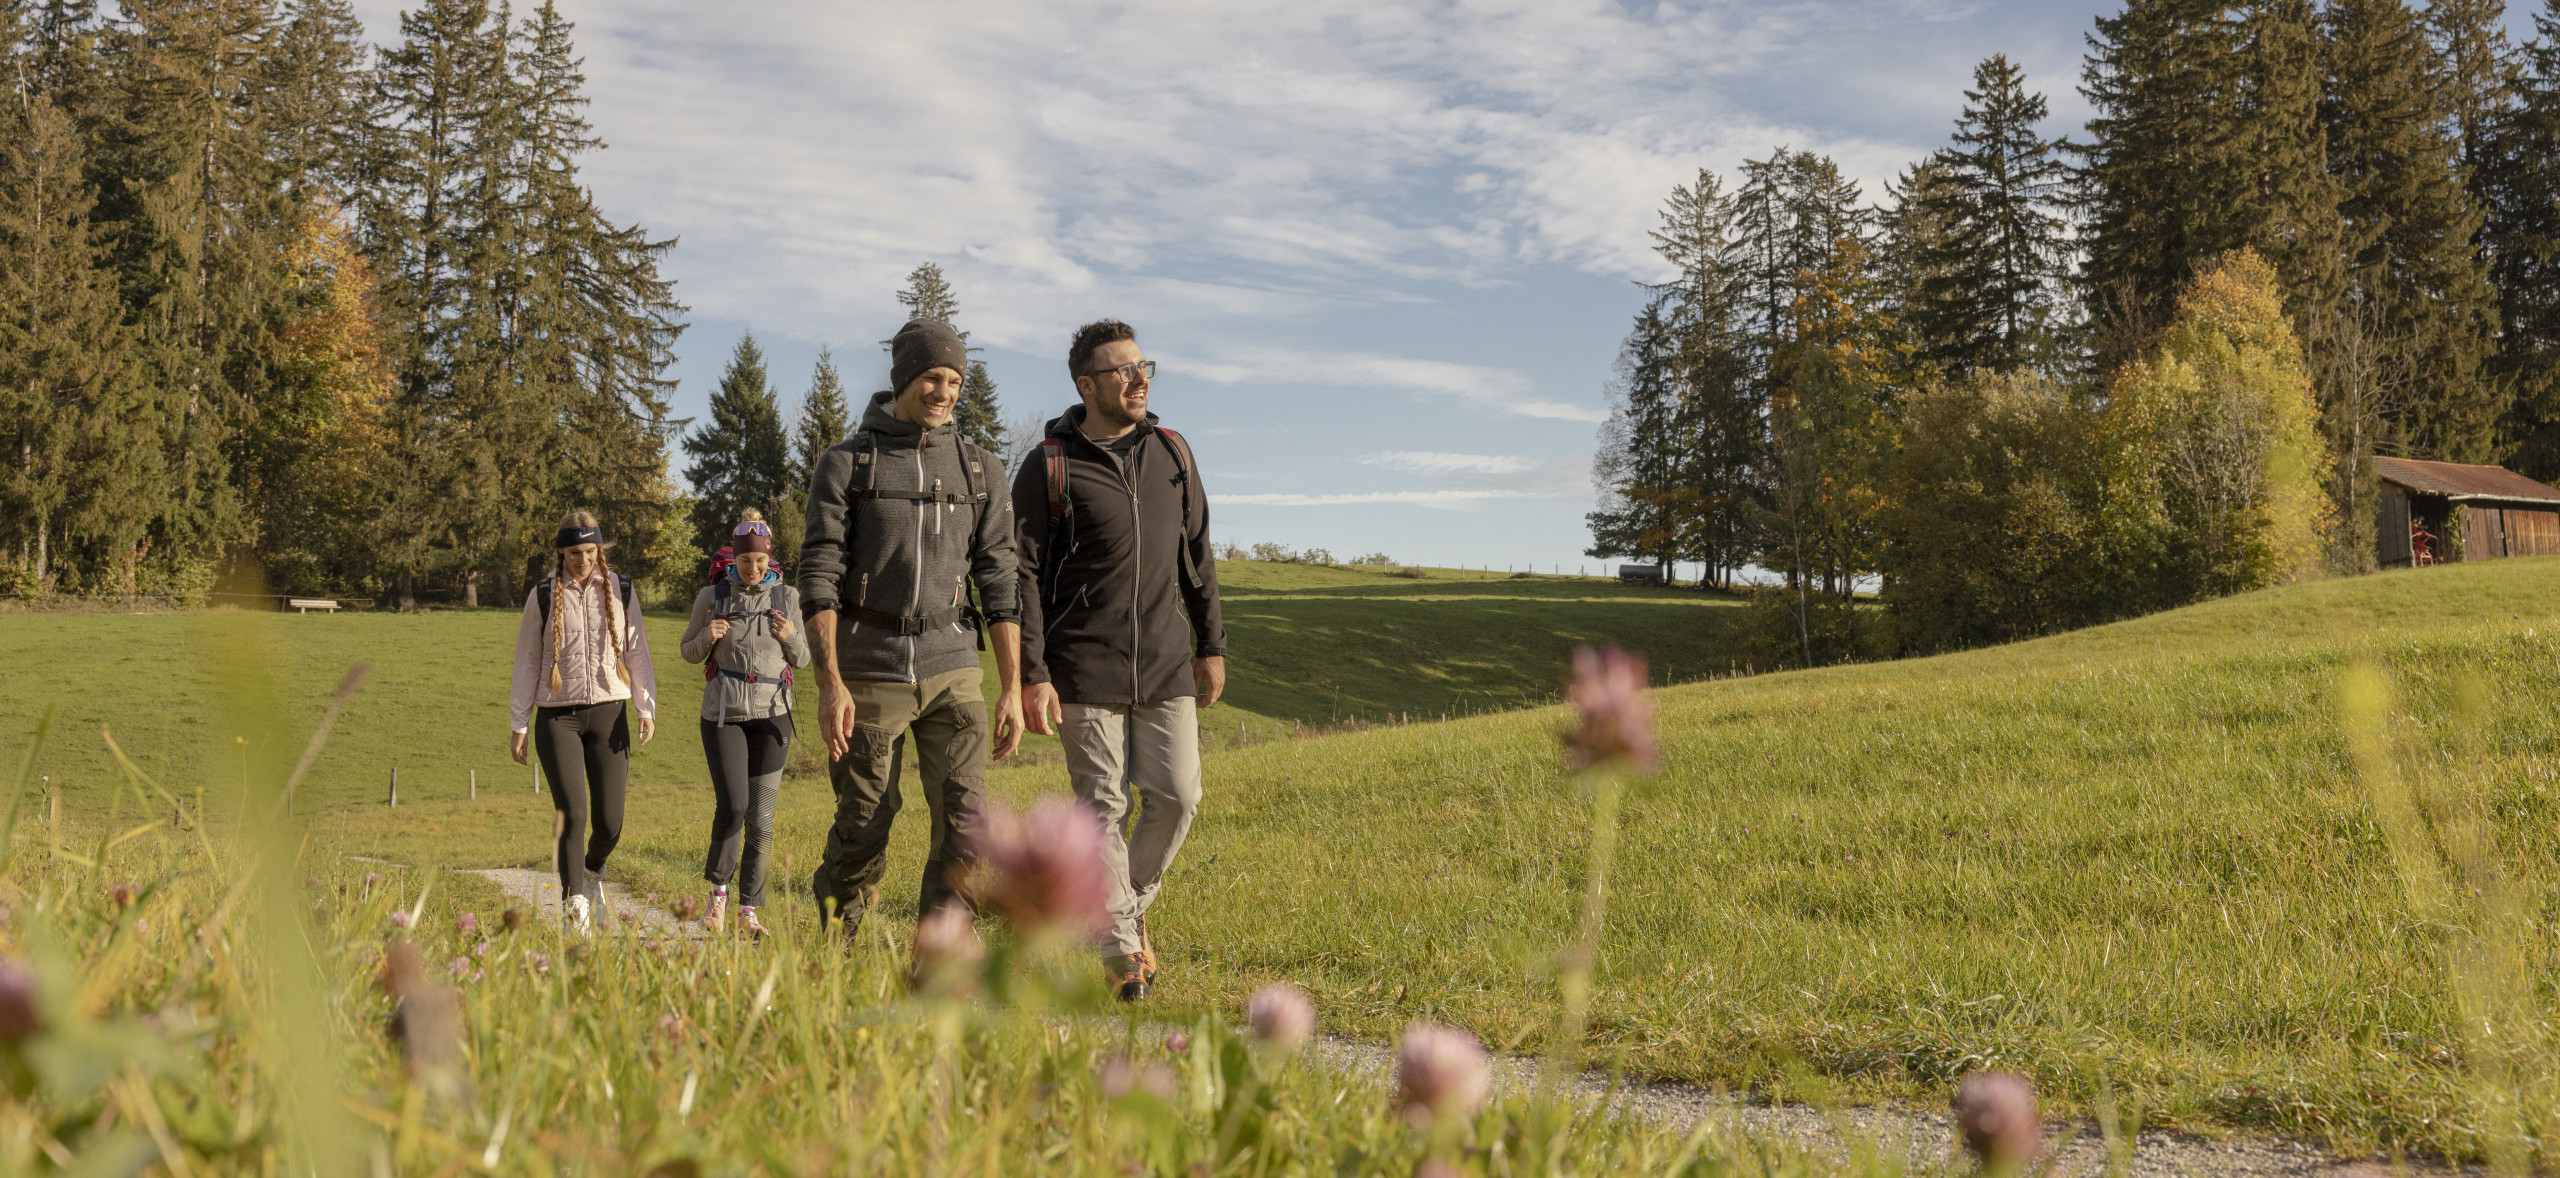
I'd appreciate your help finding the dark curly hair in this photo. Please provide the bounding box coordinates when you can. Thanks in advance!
[1066,319,1137,380]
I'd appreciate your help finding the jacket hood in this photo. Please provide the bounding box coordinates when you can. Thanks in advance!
[1042,401,1161,439]
[858,390,956,444]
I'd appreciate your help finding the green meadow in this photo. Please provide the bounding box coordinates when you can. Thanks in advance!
[15,555,2560,1163]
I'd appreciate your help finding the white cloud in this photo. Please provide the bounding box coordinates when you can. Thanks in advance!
[1179,345,1605,422]
[339,0,2084,349]
[1216,490,1549,509]
[1365,451,1541,475]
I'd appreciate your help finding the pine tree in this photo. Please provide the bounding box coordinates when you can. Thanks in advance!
[1911,54,2073,375]
[0,84,149,591]
[894,261,959,327]
[2080,2,2348,359]
[886,260,1002,446]
[2325,0,2503,459]
[1649,169,1760,588]
[1585,299,1685,575]
[793,347,850,487]
[1878,157,1965,383]
[955,360,1003,453]
[2489,0,2560,477]
[683,332,791,555]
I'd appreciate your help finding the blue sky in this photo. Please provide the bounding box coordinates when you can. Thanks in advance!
[351,1,2549,574]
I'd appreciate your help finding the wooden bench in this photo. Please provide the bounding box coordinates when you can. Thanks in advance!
[286,598,342,614]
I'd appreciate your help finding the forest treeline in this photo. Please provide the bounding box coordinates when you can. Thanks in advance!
[1588,0,2560,663]
[2,0,682,607]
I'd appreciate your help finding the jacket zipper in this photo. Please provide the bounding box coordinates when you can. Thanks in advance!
[1126,438,1143,702]
[908,437,927,684]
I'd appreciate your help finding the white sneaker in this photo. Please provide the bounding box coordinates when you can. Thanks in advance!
[566,893,593,936]
[705,888,727,932]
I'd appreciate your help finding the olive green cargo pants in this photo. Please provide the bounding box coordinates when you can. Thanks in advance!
[812,665,989,936]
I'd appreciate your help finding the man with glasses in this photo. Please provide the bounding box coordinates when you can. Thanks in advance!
[1015,319,1226,1002]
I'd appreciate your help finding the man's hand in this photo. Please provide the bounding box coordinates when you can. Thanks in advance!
[1194,655,1226,708]
[993,688,1026,759]
[1024,681,1063,736]
[510,731,529,765]
[706,616,731,642]
[635,715,656,746]
[819,681,857,760]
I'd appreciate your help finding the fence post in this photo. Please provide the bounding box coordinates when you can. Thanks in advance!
[470,769,477,800]
[388,767,398,808]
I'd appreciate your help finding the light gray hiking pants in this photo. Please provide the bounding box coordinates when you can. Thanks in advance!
[1060,697,1202,958]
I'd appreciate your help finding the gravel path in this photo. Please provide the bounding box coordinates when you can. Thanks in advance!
[462,867,705,940]
[447,864,2447,1176]
[1315,1038,2449,1177]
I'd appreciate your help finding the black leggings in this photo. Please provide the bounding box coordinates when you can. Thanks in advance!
[702,715,792,907]
[535,701,629,902]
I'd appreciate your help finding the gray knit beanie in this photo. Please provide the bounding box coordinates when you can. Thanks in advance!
[890,318,969,394]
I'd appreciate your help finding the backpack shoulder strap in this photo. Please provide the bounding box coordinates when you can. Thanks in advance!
[1039,437,1070,520]
[616,572,636,615]
[1153,425,1196,478]
[1152,427,1205,591]
[535,575,556,628]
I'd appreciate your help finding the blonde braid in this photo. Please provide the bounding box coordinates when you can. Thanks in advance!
[602,548,634,686]
[547,551,566,694]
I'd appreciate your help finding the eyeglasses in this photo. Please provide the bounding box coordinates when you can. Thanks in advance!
[1085,360,1156,385]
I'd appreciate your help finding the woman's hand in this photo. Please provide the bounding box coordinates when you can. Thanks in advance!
[706,617,731,642]
[510,731,530,765]
[636,715,656,746]
[770,610,793,641]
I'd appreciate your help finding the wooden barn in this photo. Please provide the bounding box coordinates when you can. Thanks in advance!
[2374,456,2560,568]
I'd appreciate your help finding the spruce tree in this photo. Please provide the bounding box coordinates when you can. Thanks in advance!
[887,260,1003,448]
[1585,299,1685,575]
[2325,0,2503,459]
[0,85,148,590]
[793,347,851,487]
[1879,157,1966,382]
[683,332,791,555]
[1650,169,1759,588]
[1913,54,2072,375]
[956,360,1004,452]
[2489,0,2560,477]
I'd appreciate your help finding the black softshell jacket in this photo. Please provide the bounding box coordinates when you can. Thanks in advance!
[1011,405,1226,705]
[799,392,1021,684]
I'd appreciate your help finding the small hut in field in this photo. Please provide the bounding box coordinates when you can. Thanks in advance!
[2374,456,2560,568]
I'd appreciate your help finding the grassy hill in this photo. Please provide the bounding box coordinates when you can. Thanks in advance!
[23,554,2560,1159]
[318,557,2560,1161]
[0,559,1741,808]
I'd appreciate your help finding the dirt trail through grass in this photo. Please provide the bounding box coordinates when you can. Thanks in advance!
[1311,1037,2414,1177]
[463,866,704,939]
[459,855,2414,1176]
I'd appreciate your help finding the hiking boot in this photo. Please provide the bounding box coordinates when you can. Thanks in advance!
[738,906,765,941]
[1104,954,1149,1003]
[704,888,728,932]
[565,893,593,937]
[1135,915,1159,986]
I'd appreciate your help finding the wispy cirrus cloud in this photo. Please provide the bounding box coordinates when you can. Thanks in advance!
[1214,490,1549,509]
[1365,451,1542,475]
[1178,346,1604,423]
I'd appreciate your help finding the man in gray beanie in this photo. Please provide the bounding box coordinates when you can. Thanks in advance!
[799,317,1026,940]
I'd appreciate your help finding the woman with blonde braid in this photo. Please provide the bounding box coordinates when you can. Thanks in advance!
[509,510,659,935]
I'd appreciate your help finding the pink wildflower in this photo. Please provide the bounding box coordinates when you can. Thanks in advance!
[966,797,1112,937]
[1395,1024,1490,1128]
[1562,644,1657,772]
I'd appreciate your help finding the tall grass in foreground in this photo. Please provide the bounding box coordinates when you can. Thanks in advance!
[0,627,1913,1175]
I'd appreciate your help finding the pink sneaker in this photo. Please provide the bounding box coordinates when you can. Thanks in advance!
[738,906,766,940]
[704,888,727,932]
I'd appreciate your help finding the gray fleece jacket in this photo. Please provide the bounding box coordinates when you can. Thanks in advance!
[679,571,811,722]
[797,392,1022,684]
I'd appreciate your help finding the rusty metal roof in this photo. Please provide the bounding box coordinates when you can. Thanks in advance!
[2372,456,2560,505]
